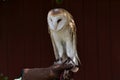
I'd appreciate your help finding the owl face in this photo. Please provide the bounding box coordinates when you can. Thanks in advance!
[47,8,69,31]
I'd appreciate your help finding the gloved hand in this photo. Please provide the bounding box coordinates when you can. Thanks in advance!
[21,63,73,80]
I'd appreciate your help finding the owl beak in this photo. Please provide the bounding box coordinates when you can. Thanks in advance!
[54,26,57,30]
[53,22,58,30]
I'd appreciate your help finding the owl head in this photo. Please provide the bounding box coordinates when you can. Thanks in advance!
[47,8,73,31]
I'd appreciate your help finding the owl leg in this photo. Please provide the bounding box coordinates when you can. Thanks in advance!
[66,40,77,65]
[66,41,80,72]
[54,58,62,64]
[54,41,64,64]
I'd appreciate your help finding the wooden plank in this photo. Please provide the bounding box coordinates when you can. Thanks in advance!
[23,0,38,68]
[22,0,54,69]
[83,0,98,80]
[4,0,25,79]
[111,0,120,80]
[0,11,8,76]
[97,0,112,80]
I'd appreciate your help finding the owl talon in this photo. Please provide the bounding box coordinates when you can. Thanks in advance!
[67,57,72,62]
[54,58,63,64]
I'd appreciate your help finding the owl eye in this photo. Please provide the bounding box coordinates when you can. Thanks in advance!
[57,19,62,23]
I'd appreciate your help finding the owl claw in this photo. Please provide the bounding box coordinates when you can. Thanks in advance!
[67,57,72,62]
[65,57,80,72]
[54,58,63,64]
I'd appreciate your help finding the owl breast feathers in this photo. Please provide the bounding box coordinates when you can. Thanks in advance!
[47,8,81,72]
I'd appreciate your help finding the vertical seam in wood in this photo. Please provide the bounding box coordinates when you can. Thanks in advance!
[96,0,100,80]
[109,0,113,80]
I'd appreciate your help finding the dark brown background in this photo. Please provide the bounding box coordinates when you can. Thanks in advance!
[0,0,120,80]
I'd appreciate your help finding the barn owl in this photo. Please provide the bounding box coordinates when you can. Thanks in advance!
[47,8,81,72]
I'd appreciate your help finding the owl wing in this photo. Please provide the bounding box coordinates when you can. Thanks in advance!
[48,28,59,60]
[70,19,81,64]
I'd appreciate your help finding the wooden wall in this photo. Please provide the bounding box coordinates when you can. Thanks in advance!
[0,0,120,80]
